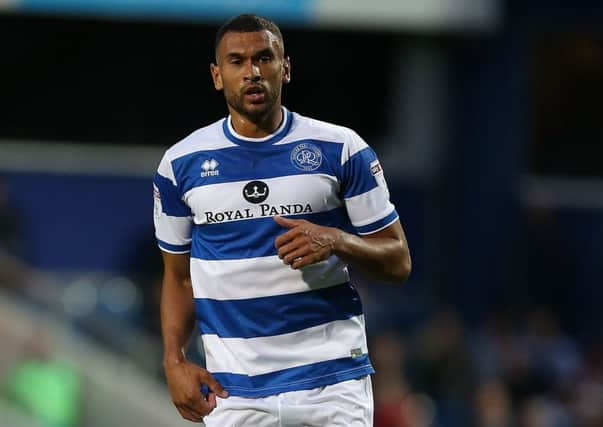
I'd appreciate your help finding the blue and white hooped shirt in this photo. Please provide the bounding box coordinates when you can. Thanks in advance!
[153,107,398,398]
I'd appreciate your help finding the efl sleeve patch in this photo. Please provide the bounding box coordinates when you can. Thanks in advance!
[153,185,162,219]
[370,159,382,176]
[369,159,390,199]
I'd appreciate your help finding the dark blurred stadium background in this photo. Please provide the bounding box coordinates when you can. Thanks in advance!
[1,1,603,426]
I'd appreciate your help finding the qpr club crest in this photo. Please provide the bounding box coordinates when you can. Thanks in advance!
[243,180,269,204]
[291,143,322,171]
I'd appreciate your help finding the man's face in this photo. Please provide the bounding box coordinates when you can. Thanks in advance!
[211,30,290,122]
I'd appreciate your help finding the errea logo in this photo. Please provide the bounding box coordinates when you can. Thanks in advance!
[201,159,220,177]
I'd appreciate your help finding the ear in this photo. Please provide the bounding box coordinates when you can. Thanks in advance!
[210,63,223,91]
[283,56,291,84]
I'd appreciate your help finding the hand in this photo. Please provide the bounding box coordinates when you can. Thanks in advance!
[164,359,228,422]
[273,216,343,269]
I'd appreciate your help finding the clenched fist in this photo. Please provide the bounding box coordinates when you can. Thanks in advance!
[164,359,228,422]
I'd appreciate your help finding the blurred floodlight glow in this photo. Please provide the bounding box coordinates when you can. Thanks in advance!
[100,277,140,314]
[62,278,98,317]
[0,0,312,23]
[0,0,501,31]
[0,0,18,10]
[315,0,501,31]
[400,393,437,427]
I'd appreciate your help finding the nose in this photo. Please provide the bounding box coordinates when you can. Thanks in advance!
[244,61,261,82]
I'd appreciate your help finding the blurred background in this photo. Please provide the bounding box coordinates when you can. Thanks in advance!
[1,0,603,426]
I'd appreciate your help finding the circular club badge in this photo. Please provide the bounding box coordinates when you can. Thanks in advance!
[291,143,323,171]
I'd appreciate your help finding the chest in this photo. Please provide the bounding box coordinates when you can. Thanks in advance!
[180,146,343,225]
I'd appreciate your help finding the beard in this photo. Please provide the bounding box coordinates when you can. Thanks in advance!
[224,84,281,122]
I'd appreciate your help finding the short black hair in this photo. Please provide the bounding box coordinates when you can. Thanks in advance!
[215,14,284,53]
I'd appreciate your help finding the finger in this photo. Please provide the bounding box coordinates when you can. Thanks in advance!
[277,239,305,260]
[184,393,213,418]
[282,245,310,265]
[199,370,229,398]
[273,215,302,229]
[177,384,214,416]
[206,392,217,409]
[274,226,304,248]
[176,404,204,423]
[291,252,319,269]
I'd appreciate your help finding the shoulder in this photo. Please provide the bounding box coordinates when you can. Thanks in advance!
[285,112,369,165]
[285,112,365,147]
[163,118,236,163]
[156,118,235,182]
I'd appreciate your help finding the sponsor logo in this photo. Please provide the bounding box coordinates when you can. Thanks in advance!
[205,209,254,223]
[201,180,316,224]
[259,203,312,216]
[291,143,322,171]
[201,158,220,177]
[203,204,313,224]
[243,180,269,204]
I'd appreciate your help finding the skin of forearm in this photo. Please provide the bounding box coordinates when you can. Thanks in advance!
[332,230,411,283]
[161,273,196,367]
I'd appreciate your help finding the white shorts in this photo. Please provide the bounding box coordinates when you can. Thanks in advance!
[203,376,373,427]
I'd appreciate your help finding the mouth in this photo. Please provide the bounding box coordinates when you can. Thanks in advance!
[243,85,266,103]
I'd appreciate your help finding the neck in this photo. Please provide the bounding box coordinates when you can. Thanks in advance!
[229,105,283,138]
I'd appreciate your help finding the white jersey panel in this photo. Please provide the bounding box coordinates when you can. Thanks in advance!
[190,255,350,300]
[167,120,237,161]
[275,114,348,147]
[156,152,177,184]
[341,128,371,164]
[203,315,369,377]
[184,173,342,225]
[345,186,397,228]
[154,214,192,252]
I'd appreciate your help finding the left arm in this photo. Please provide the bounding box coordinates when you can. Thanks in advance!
[273,216,411,284]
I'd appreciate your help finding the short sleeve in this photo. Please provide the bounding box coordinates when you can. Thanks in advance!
[153,153,193,253]
[340,131,398,235]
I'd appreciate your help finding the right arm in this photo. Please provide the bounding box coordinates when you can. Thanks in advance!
[160,251,228,422]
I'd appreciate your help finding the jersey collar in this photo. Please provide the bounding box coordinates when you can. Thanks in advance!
[222,107,293,148]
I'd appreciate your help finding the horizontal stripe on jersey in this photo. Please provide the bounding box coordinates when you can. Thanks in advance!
[183,173,342,225]
[194,282,361,338]
[190,255,349,300]
[154,214,192,249]
[191,208,354,260]
[355,209,399,235]
[345,185,397,229]
[203,315,369,376]
[341,146,380,199]
[156,239,190,253]
[212,355,374,398]
[171,140,345,195]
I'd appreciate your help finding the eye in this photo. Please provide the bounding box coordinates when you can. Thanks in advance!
[259,55,273,63]
[230,58,242,65]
